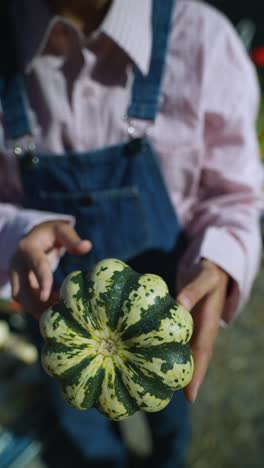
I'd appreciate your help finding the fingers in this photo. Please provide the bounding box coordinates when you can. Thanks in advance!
[28,270,39,290]
[177,260,229,402]
[17,286,57,319]
[11,268,58,319]
[10,221,93,317]
[184,287,224,403]
[28,249,53,301]
[10,270,20,298]
[176,260,224,310]
[55,223,92,255]
[11,249,53,304]
[23,249,53,302]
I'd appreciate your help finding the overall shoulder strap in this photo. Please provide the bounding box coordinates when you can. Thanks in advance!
[0,74,32,140]
[127,0,176,122]
[0,1,32,141]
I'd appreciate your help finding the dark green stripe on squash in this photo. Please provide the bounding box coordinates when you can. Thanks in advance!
[127,342,193,390]
[91,267,141,330]
[124,362,173,402]
[112,366,139,416]
[67,271,100,330]
[98,365,139,420]
[42,341,89,355]
[129,342,193,368]
[53,300,92,339]
[121,295,175,340]
[42,348,95,382]
[64,367,105,410]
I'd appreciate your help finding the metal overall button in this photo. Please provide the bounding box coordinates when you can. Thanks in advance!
[123,138,145,157]
[19,151,40,169]
[79,194,94,206]
[13,137,39,168]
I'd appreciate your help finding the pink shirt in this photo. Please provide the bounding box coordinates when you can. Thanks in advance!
[0,0,262,323]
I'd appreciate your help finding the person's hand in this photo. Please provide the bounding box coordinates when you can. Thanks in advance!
[10,221,92,318]
[176,259,229,403]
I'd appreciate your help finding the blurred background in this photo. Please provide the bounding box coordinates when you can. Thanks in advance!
[208,0,264,46]
[0,1,264,467]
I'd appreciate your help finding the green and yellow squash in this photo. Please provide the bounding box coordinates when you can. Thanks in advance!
[40,258,194,421]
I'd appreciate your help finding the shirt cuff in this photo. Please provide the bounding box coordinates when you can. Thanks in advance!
[199,228,244,324]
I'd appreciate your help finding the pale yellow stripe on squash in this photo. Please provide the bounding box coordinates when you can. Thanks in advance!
[63,355,104,409]
[123,350,194,390]
[90,259,127,294]
[97,357,130,420]
[118,275,169,331]
[125,305,193,347]
[40,309,94,348]
[89,259,127,333]
[42,347,92,378]
[116,358,170,413]
[164,356,194,388]
[60,271,94,333]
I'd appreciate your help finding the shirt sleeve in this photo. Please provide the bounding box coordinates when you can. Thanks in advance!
[177,9,263,324]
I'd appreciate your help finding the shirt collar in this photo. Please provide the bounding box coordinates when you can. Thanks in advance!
[11,0,152,76]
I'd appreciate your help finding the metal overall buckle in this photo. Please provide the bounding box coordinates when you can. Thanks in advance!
[11,135,39,168]
[124,118,153,156]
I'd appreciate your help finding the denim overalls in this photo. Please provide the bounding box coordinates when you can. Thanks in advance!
[0,1,190,466]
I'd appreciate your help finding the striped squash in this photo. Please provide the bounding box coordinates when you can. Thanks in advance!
[40,258,194,421]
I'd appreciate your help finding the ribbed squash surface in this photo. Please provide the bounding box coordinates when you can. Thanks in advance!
[40,258,194,420]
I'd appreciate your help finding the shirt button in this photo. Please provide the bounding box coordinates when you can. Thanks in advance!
[82,86,96,98]
[159,94,165,106]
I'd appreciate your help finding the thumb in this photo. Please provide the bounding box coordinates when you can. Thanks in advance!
[55,223,92,256]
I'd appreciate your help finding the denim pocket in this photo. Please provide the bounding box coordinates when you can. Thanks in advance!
[40,185,151,271]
